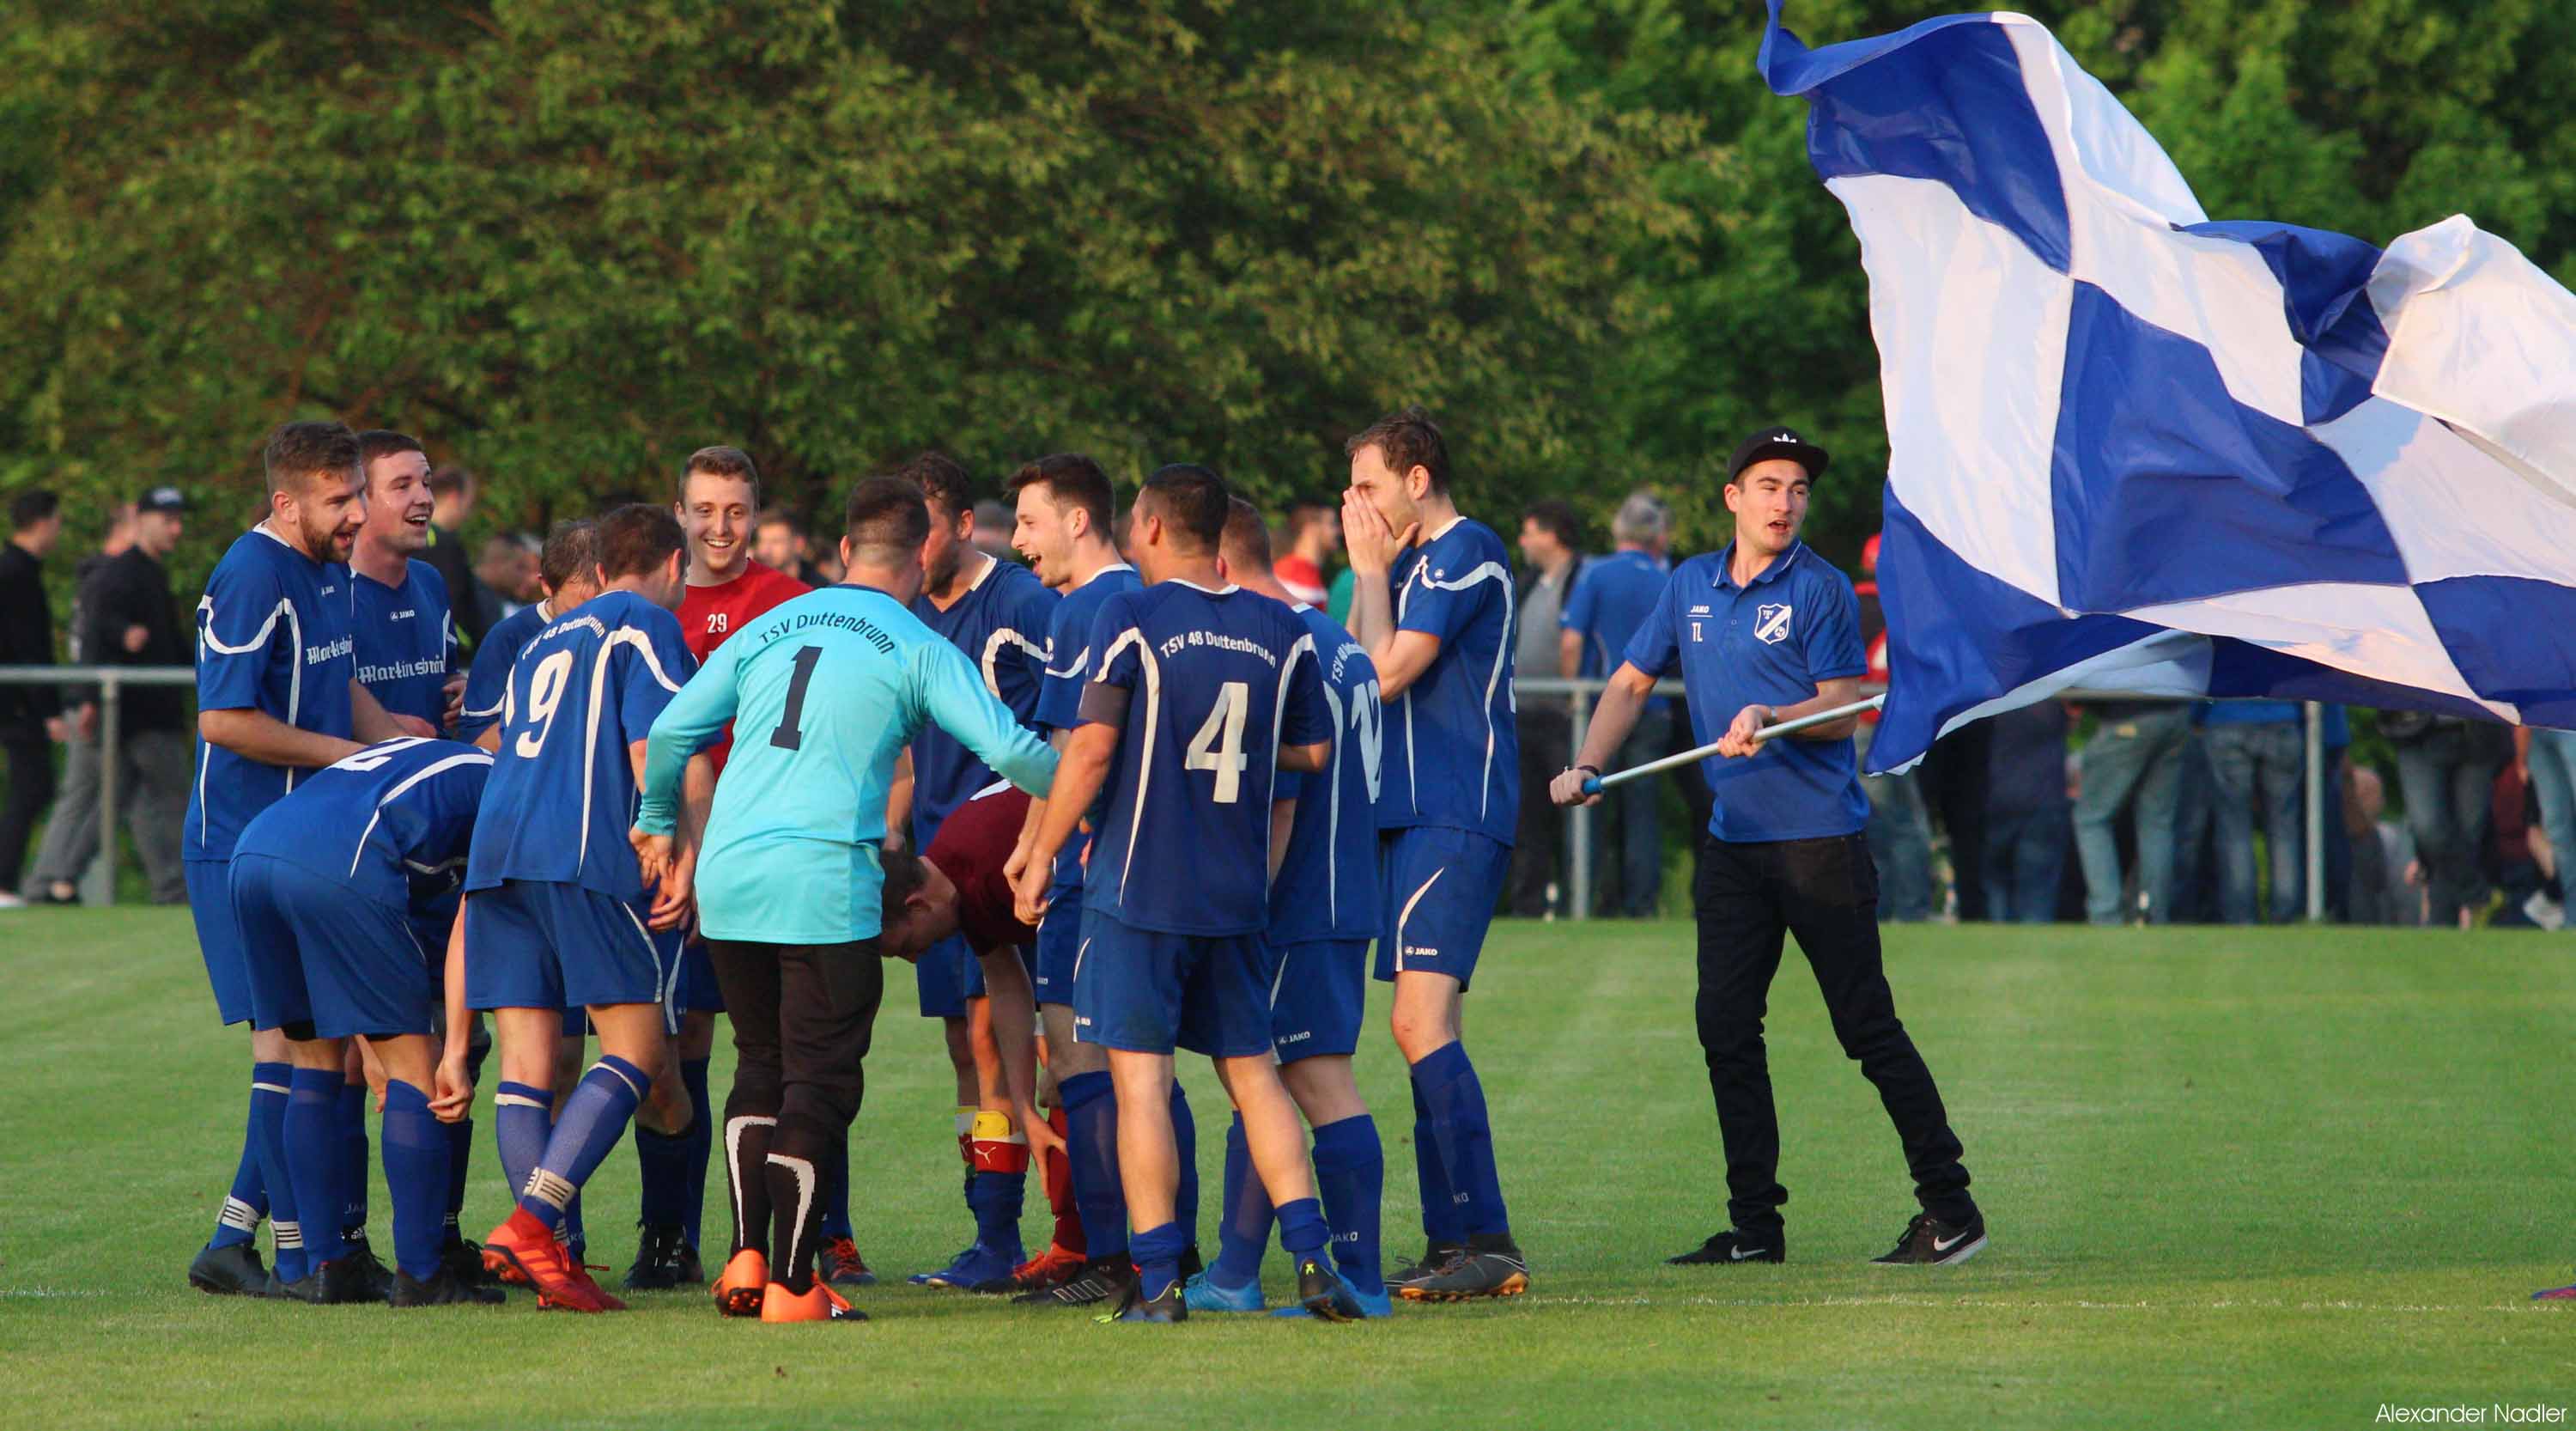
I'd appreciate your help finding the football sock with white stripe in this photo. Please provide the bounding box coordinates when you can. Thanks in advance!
[285,1068,349,1265]
[1170,1083,1200,1250]
[1412,1042,1510,1241]
[1130,1221,1186,1302]
[725,1113,777,1255]
[337,1081,370,1238]
[1310,1114,1385,1295]
[210,1063,286,1251]
[1211,1112,1273,1287]
[517,1056,647,1223]
[380,1080,449,1281]
[1059,1071,1127,1259]
[1407,1058,1467,1246]
[494,1081,551,1233]
[251,1064,307,1283]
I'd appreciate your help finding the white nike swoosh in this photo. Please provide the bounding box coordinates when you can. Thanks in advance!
[1933,1232,1971,1251]
[1729,1246,1770,1260]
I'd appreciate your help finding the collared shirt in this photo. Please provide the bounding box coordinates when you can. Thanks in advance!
[1624,539,1868,843]
[349,559,458,729]
[1563,546,1670,712]
[908,554,1057,849]
[1385,517,1519,844]
[186,524,359,862]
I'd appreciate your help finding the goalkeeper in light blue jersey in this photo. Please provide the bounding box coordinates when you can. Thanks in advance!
[632,477,1056,1323]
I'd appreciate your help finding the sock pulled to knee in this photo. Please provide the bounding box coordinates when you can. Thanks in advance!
[1058,1070,1127,1259]
[1310,1113,1385,1295]
[1211,1111,1274,1288]
[337,1081,370,1233]
[518,1056,646,1222]
[380,1080,450,1282]
[1411,1042,1508,1242]
[212,1063,289,1251]
[285,1068,349,1266]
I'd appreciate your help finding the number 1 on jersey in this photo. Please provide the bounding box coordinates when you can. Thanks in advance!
[1185,679,1251,803]
[770,645,823,750]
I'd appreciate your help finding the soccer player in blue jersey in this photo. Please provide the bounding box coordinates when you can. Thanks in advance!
[231,736,505,1306]
[1339,405,1531,1300]
[1012,464,1364,1325]
[1180,501,1391,1318]
[459,521,598,750]
[995,454,1182,1306]
[637,476,1059,1323]
[185,420,417,1298]
[465,503,706,1313]
[348,431,462,734]
[886,453,1062,1291]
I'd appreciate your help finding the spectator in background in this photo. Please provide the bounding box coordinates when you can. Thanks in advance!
[2483,756,2548,928]
[2344,764,2397,924]
[1561,491,1672,917]
[970,498,1016,565]
[754,507,829,587]
[472,533,538,624]
[2202,699,2305,923]
[27,502,133,903]
[30,487,191,905]
[1982,701,2071,923]
[1853,533,1933,921]
[2381,711,2512,929]
[0,490,67,908]
[1507,498,1584,917]
[1273,499,1339,608]
[2523,725,2576,931]
[2072,697,2190,924]
[421,464,493,647]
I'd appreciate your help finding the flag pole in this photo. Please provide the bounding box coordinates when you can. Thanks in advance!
[1582,694,1887,795]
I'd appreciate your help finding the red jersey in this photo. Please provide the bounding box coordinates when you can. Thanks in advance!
[677,560,812,769]
[924,782,1036,955]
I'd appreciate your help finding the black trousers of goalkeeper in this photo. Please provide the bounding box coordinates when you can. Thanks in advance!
[706,937,884,1292]
[1692,831,1977,1233]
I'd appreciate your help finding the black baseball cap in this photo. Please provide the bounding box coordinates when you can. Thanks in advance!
[136,485,189,515]
[1726,425,1829,482]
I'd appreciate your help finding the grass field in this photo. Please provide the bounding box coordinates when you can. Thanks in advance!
[6,910,2573,1429]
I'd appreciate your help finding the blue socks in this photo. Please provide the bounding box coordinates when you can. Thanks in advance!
[1311,1114,1385,1294]
[494,1081,550,1223]
[678,1057,712,1249]
[1170,1082,1199,1249]
[443,1117,473,1243]
[212,1063,286,1251]
[380,1080,449,1281]
[285,1069,348,1266]
[337,1081,369,1236]
[252,1066,307,1284]
[1411,1042,1509,1240]
[1059,1071,1127,1258]
[817,1141,854,1241]
[968,1167,1026,1255]
[518,1057,646,1222]
[1274,1197,1330,1259]
[1211,1113,1274,1287]
[1131,1220,1187,1301]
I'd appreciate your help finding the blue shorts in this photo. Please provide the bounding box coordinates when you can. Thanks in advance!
[1372,826,1510,991]
[1072,905,1273,1058]
[1032,886,1084,1006]
[464,880,682,1033]
[1268,938,1369,1064]
[187,859,253,1026]
[230,853,435,1040]
[914,934,987,1019]
[676,937,726,1014]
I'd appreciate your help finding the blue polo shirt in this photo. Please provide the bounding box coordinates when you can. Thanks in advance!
[1623,540,1868,843]
[1562,546,1670,712]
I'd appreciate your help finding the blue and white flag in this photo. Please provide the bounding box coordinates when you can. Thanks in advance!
[1760,3,2576,771]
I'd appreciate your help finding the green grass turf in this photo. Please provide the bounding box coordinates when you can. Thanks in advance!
[5,910,2573,1429]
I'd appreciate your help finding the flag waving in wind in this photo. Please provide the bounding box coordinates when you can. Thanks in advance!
[1759,3,2576,772]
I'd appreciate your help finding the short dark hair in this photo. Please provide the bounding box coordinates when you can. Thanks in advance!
[538,519,598,593]
[894,452,975,520]
[844,476,933,566]
[263,420,361,496]
[754,506,800,535]
[428,464,476,498]
[1522,498,1582,549]
[595,502,686,582]
[682,445,762,508]
[1139,464,1230,554]
[1344,405,1450,494]
[1284,500,1333,539]
[10,490,60,529]
[1004,454,1115,537]
[1221,496,1273,571]
[879,846,927,913]
[356,429,425,469]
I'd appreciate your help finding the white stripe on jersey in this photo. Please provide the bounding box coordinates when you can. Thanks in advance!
[347,749,495,876]
[981,626,1049,699]
[1314,679,1346,920]
[1096,628,1162,892]
[1395,557,1514,822]
[195,592,305,840]
[1266,632,1318,885]
[1394,866,1446,973]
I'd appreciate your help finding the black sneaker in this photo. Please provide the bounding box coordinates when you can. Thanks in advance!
[338,1232,397,1301]
[1178,1243,1204,1283]
[1294,1256,1365,1322]
[1398,1238,1531,1301]
[623,1222,692,1291]
[277,1254,378,1306]
[674,1241,705,1286]
[1667,1227,1785,1265]
[1097,1276,1186,1324]
[440,1236,493,1287]
[187,1241,270,1296]
[1871,1211,1987,1266]
[391,1266,506,1306]
[1387,1240,1465,1293]
[1015,1256,1133,1307]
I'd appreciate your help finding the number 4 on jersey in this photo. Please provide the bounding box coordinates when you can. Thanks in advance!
[1185,679,1251,803]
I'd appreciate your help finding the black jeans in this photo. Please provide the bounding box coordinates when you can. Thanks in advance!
[1509,707,1573,916]
[0,734,56,896]
[707,937,884,1279]
[1692,831,1974,1232]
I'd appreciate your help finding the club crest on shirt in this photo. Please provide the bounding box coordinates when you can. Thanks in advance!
[1754,603,1793,645]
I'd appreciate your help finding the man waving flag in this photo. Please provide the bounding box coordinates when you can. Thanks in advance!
[1759,2,2576,771]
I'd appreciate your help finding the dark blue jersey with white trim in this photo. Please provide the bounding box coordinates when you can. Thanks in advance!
[1386,517,1519,844]
[185,525,358,862]
[1268,604,1383,945]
